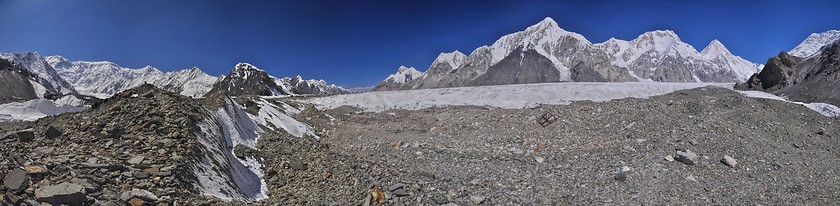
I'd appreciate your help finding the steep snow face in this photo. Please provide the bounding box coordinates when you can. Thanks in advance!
[487,17,588,79]
[47,56,218,98]
[700,39,764,81]
[790,30,840,58]
[157,67,219,97]
[598,30,698,67]
[1,52,76,95]
[431,51,467,72]
[245,98,320,138]
[193,97,267,201]
[0,98,86,122]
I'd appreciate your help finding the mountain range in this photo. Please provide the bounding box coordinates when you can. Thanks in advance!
[0,53,349,105]
[375,17,764,91]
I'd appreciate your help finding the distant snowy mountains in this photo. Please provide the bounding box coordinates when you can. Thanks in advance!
[375,17,765,91]
[45,55,348,98]
[0,52,349,106]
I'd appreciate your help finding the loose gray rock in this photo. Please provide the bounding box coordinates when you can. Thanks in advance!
[675,150,699,165]
[721,155,738,168]
[35,182,88,204]
[127,155,144,165]
[388,183,405,192]
[664,155,675,162]
[392,188,410,197]
[534,156,545,163]
[290,160,307,170]
[470,195,487,204]
[120,188,159,202]
[45,125,63,139]
[3,169,29,192]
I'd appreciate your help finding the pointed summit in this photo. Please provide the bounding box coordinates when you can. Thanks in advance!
[701,39,732,57]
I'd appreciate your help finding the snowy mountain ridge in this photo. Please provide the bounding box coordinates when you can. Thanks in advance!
[1,52,77,95]
[789,30,840,58]
[376,17,764,91]
[46,55,219,98]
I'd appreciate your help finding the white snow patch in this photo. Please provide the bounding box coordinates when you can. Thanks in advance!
[192,97,267,201]
[29,80,48,98]
[303,82,732,112]
[0,99,85,122]
[247,99,320,139]
[736,90,840,118]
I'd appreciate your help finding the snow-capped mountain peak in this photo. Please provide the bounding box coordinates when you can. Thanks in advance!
[701,39,733,57]
[1,52,76,95]
[431,51,467,70]
[525,17,560,32]
[790,30,840,58]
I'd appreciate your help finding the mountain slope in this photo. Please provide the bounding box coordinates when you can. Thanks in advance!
[0,52,77,97]
[736,39,840,106]
[46,56,218,98]
[789,30,840,58]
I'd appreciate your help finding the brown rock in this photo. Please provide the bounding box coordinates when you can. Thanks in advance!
[24,165,49,174]
[128,197,145,206]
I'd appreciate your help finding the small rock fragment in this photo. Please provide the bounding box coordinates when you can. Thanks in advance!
[24,165,49,174]
[534,156,545,163]
[664,155,675,162]
[721,155,737,168]
[128,197,145,206]
[686,175,697,182]
[470,195,486,204]
[675,150,699,165]
[392,188,410,197]
[289,160,307,170]
[388,183,405,192]
[127,156,144,165]
[120,189,159,202]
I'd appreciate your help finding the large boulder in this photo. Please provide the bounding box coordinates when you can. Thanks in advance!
[45,125,64,139]
[14,129,35,142]
[3,169,29,193]
[35,182,88,204]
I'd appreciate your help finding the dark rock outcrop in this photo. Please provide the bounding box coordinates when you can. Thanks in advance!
[736,40,840,105]
[468,47,562,86]
[208,63,287,96]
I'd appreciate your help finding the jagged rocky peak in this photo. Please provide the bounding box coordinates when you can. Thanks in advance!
[229,62,266,77]
[210,62,286,96]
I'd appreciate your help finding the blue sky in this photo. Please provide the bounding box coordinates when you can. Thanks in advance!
[0,0,838,87]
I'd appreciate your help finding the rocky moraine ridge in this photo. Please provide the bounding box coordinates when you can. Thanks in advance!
[0,85,226,205]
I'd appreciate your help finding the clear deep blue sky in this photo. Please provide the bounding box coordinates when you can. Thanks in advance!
[1,0,838,87]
